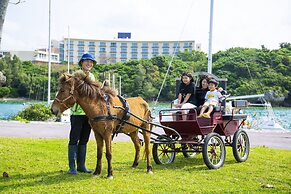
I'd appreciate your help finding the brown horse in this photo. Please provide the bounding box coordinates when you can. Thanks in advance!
[51,70,153,179]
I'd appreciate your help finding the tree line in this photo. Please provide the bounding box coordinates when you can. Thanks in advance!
[0,43,290,106]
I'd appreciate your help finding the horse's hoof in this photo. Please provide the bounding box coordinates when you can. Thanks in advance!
[147,171,154,175]
[107,176,113,180]
[92,173,101,178]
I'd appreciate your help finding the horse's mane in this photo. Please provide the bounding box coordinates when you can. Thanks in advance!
[59,70,117,101]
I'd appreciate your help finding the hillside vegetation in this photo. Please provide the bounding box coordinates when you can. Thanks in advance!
[0,43,290,105]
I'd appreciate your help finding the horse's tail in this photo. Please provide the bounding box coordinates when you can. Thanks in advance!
[141,100,153,124]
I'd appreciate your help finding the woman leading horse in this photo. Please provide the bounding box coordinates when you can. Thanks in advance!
[51,71,153,179]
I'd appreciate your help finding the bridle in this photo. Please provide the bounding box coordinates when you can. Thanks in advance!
[54,77,84,109]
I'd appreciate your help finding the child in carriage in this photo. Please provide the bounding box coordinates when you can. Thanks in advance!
[198,79,222,118]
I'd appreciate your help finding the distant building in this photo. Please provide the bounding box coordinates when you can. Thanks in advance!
[59,38,199,64]
[33,48,60,64]
[4,48,60,65]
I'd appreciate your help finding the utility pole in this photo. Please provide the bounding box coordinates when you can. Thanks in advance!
[207,0,214,74]
[67,25,70,73]
[47,0,52,105]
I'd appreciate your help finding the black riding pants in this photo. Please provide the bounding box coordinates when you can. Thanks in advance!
[69,115,91,145]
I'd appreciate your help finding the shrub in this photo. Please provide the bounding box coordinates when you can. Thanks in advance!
[12,103,55,121]
[0,86,10,97]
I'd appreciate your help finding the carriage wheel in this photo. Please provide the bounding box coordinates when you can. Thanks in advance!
[232,129,250,162]
[152,142,176,164]
[202,133,226,169]
[182,144,198,158]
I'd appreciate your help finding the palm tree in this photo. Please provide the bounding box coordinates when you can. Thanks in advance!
[0,0,9,51]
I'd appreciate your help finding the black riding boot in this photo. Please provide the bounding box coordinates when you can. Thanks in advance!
[77,145,92,173]
[68,145,78,174]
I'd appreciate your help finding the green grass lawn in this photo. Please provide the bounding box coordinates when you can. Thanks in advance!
[0,137,290,193]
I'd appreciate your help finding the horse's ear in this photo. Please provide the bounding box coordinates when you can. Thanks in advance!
[62,73,72,80]
[101,80,110,89]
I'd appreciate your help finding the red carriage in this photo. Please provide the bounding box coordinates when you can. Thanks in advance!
[151,100,250,169]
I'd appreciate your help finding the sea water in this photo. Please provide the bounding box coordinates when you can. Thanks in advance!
[1,102,291,131]
[0,103,29,120]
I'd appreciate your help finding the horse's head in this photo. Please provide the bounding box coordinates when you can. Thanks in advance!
[51,73,77,116]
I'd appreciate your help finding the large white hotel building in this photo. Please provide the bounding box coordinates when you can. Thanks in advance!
[59,37,200,64]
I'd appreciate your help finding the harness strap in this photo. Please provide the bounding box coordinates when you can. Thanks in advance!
[113,95,131,138]
[90,94,131,140]
[90,115,118,122]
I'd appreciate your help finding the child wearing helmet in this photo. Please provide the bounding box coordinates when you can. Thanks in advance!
[198,79,222,118]
[68,53,96,174]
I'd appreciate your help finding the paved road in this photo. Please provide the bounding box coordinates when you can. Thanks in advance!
[0,120,291,150]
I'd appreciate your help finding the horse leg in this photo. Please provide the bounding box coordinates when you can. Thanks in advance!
[141,123,153,174]
[104,133,113,179]
[93,132,103,176]
[129,131,141,168]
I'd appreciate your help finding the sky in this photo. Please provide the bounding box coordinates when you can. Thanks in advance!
[1,0,291,53]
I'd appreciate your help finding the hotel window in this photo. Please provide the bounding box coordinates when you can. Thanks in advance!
[142,54,148,59]
[162,48,169,54]
[142,43,148,48]
[39,53,45,59]
[69,44,74,50]
[121,59,126,62]
[121,42,127,47]
[152,48,159,55]
[131,48,137,53]
[78,52,83,57]
[163,43,169,48]
[142,48,148,53]
[89,41,95,47]
[131,54,137,59]
[99,47,106,53]
[78,41,84,46]
[99,42,106,47]
[184,42,189,48]
[52,55,58,61]
[110,42,117,47]
[110,54,116,58]
[121,48,127,53]
[78,46,84,52]
[89,47,95,52]
[173,42,180,49]
[110,47,117,53]
[121,54,127,59]
[131,42,138,48]
[152,43,159,48]
[99,53,106,58]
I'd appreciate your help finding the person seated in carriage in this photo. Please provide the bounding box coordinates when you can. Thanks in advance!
[173,72,196,120]
[194,75,210,107]
[198,79,223,118]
